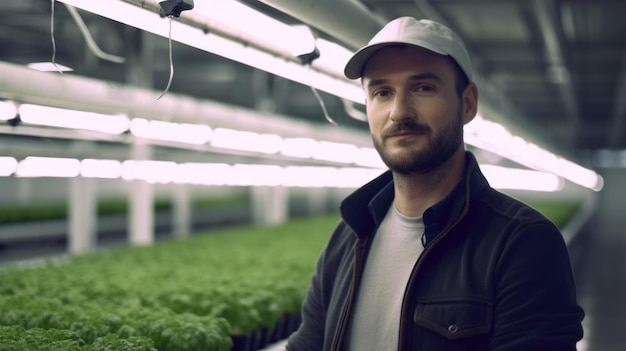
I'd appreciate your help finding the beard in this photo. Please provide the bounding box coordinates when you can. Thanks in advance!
[372,105,464,175]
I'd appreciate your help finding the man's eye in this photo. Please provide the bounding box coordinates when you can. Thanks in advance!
[416,85,435,93]
[373,90,391,97]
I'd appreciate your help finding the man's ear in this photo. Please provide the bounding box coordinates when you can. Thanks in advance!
[462,83,478,125]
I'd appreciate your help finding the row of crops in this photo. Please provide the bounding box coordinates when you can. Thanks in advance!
[0,214,338,351]
[0,198,578,350]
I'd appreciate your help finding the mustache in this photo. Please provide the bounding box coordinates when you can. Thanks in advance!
[381,122,431,138]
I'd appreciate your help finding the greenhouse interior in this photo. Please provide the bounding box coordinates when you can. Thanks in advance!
[1,1,625,350]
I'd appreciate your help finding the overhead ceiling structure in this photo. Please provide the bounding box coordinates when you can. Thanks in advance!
[0,0,624,184]
[251,0,626,162]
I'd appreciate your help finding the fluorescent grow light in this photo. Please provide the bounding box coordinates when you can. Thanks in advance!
[0,157,18,176]
[16,156,81,177]
[465,114,603,191]
[130,118,212,145]
[0,101,17,121]
[18,104,129,134]
[57,0,364,103]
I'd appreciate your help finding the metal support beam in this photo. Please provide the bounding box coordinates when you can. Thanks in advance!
[257,0,386,50]
[609,47,626,149]
[533,0,580,147]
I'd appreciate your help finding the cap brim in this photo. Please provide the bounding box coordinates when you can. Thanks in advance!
[344,44,387,79]
[344,41,448,80]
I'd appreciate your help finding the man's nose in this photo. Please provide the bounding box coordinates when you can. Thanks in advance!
[389,93,415,123]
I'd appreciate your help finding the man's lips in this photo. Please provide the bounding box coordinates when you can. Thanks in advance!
[384,130,428,140]
[388,131,422,137]
[382,123,430,139]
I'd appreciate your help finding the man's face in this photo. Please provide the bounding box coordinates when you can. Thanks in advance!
[362,45,472,174]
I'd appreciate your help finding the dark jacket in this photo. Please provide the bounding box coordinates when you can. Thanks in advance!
[287,152,584,351]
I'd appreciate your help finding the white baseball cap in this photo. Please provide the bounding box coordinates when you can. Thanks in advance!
[344,17,473,81]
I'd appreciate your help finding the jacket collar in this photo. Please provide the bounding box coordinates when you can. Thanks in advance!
[340,151,490,241]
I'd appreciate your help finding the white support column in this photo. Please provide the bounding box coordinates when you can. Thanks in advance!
[68,176,97,254]
[172,183,191,238]
[305,187,329,216]
[252,186,288,226]
[129,141,154,245]
[16,177,32,204]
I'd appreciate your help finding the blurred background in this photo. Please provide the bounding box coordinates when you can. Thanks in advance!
[0,1,624,350]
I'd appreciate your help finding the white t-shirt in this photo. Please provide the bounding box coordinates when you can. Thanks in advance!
[346,205,425,351]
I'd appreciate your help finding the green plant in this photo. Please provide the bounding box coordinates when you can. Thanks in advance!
[0,214,338,349]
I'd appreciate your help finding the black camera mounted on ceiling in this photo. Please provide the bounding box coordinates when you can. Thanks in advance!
[157,0,194,17]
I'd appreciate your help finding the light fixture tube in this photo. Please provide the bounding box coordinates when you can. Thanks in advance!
[313,38,355,76]
[354,147,386,168]
[280,137,318,158]
[0,101,17,121]
[465,114,603,191]
[81,159,123,179]
[56,0,364,104]
[18,104,129,134]
[231,164,284,187]
[121,160,178,184]
[211,128,283,154]
[130,118,212,145]
[27,62,74,72]
[284,166,339,188]
[0,157,18,176]
[192,1,316,59]
[480,164,563,192]
[175,162,232,186]
[312,141,359,164]
[3,155,568,192]
[16,156,81,178]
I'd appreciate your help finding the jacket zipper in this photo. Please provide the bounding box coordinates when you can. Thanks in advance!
[397,189,471,349]
[330,238,367,351]
[396,233,442,350]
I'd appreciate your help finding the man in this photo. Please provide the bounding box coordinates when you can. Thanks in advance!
[286,16,584,351]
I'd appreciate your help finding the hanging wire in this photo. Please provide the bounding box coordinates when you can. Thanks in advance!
[157,16,175,100]
[306,64,337,126]
[50,0,63,74]
[63,4,125,64]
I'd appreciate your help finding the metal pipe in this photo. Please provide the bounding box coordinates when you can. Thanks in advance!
[533,0,580,148]
[257,0,386,49]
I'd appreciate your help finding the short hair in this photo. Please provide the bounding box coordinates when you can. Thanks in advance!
[448,56,471,98]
